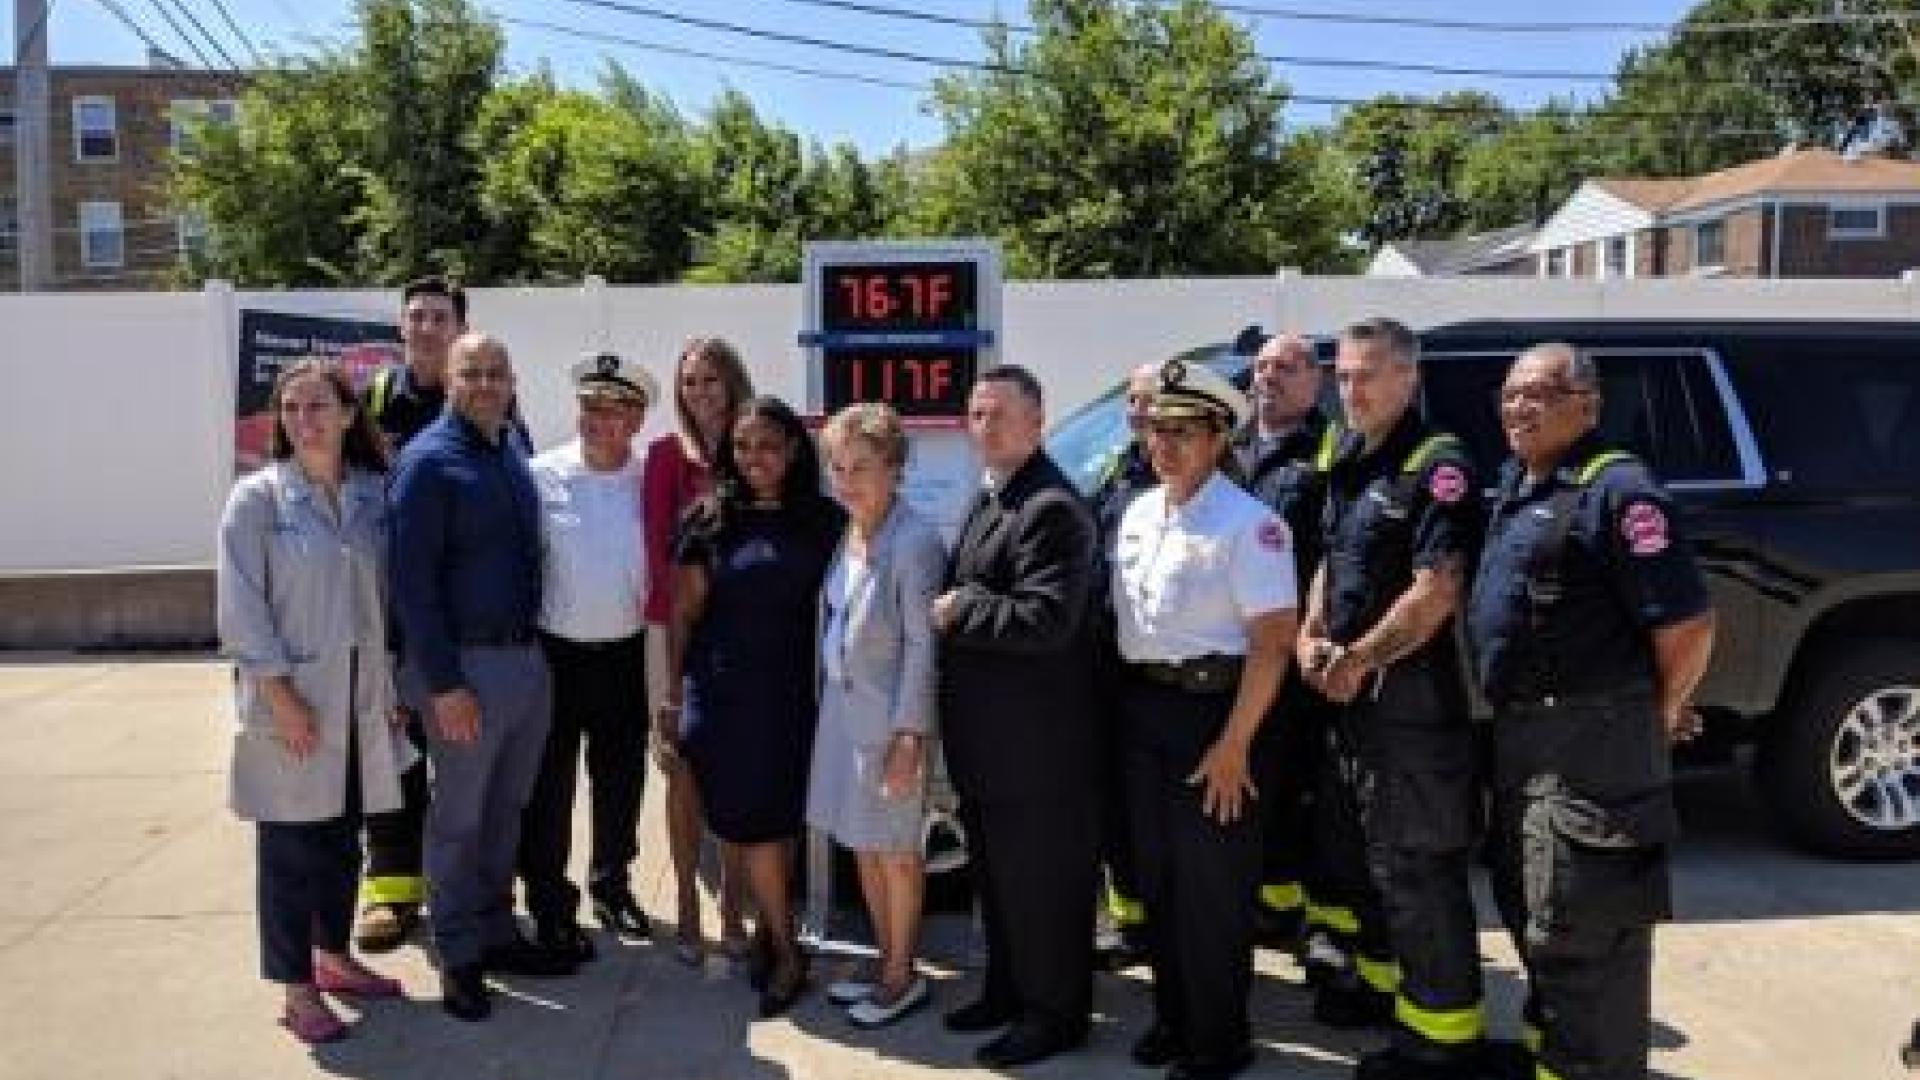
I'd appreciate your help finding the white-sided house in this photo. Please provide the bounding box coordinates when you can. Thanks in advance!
[1366,223,1539,278]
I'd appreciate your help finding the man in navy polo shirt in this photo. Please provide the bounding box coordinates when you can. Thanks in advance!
[389,331,571,1021]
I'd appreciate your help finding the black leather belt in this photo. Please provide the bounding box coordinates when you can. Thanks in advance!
[458,628,537,647]
[1132,655,1244,695]
[1495,686,1653,710]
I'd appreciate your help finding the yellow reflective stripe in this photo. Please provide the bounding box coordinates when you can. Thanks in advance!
[1104,885,1146,927]
[1400,433,1464,474]
[1575,449,1636,486]
[1394,995,1485,1045]
[1535,1064,1565,1080]
[367,366,394,421]
[360,874,426,904]
[1259,881,1305,913]
[1354,954,1401,994]
[1314,423,1341,471]
[1304,901,1360,936]
[1521,1024,1543,1054]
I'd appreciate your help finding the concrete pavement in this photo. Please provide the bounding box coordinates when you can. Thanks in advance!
[1,658,1917,1079]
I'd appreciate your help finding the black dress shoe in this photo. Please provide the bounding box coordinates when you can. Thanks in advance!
[440,963,491,1022]
[944,996,1018,1033]
[1131,1022,1185,1069]
[482,934,577,980]
[975,1021,1086,1070]
[1167,1045,1254,1080]
[536,919,597,964]
[746,927,775,993]
[1353,1047,1481,1080]
[591,891,651,938]
[757,955,809,1019]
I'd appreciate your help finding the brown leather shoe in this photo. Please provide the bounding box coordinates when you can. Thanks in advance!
[354,902,420,954]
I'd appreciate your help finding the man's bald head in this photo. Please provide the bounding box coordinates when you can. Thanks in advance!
[447,331,516,436]
[1125,361,1161,437]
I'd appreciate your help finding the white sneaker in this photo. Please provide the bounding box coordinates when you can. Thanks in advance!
[847,975,929,1028]
[827,979,876,1006]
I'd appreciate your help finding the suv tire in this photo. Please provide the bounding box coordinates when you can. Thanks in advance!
[1758,641,1920,859]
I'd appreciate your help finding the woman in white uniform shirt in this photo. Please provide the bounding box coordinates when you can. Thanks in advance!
[518,353,661,959]
[807,403,947,1027]
[1111,359,1299,1080]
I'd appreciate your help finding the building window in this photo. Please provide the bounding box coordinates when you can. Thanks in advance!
[0,103,15,147]
[72,96,118,162]
[78,201,124,268]
[1694,219,1726,270]
[1546,247,1568,277]
[1605,235,1631,279]
[177,211,209,262]
[169,98,240,152]
[1829,204,1886,240]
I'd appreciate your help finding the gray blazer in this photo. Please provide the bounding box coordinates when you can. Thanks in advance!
[217,462,411,822]
[820,501,948,743]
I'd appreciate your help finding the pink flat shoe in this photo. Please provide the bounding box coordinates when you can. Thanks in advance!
[313,967,404,999]
[279,1005,349,1045]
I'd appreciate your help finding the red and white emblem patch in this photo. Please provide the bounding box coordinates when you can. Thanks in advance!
[1428,463,1468,504]
[1620,501,1670,556]
[1257,519,1290,553]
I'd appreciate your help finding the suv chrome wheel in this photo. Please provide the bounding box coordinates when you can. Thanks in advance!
[1829,686,1920,832]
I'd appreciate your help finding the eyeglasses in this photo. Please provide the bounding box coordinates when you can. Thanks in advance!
[1497,381,1590,408]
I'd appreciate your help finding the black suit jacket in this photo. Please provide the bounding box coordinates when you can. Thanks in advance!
[938,450,1099,806]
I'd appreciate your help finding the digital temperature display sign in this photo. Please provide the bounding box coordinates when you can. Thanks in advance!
[804,243,999,426]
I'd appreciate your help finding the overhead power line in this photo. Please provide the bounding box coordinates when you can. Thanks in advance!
[548,0,1836,128]
[498,13,924,91]
[89,0,170,59]
[158,0,241,69]
[1205,2,1920,36]
[142,0,218,68]
[205,0,266,66]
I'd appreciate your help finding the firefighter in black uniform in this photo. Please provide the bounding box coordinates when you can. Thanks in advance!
[1088,363,1162,965]
[1466,343,1714,1080]
[1295,317,1487,1080]
[1228,333,1339,956]
[1113,358,1298,1080]
[351,276,467,952]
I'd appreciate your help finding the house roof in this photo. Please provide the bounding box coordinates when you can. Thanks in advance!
[1591,148,1920,216]
[1375,223,1539,275]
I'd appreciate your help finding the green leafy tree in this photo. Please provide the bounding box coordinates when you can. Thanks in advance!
[917,0,1343,276]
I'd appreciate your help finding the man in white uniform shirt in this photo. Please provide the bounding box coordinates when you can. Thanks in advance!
[1112,357,1300,1080]
[517,352,660,960]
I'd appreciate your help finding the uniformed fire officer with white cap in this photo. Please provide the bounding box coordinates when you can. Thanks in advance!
[1112,357,1299,1080]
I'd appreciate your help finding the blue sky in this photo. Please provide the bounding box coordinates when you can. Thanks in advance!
[14,0,1695,154]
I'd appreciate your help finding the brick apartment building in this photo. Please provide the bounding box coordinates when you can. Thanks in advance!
[1369,146,1920,280]
[2,64,248,291]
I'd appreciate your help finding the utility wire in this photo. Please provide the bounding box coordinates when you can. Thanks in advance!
[16,0,56,57]
[205,0,266,66]
[89,0,170,60]
[143,0,219,68]
[158,0,242,69]
[498,13,925,91]
[1205,1,1920,36]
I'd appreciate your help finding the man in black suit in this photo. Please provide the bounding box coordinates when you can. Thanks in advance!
[934,364,1101,1070]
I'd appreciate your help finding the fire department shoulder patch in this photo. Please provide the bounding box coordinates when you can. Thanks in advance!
[1428,463,1469,504]
[1620,500,1671,557]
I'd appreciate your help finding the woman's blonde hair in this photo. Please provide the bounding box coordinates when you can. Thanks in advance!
[822,401,909,468]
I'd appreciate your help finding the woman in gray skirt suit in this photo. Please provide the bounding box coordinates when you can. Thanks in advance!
[808,403,948,1028]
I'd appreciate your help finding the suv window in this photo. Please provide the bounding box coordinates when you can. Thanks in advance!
[1423,349,1743,484]
[1045,346,1245,496]
[1729,346,1920,490]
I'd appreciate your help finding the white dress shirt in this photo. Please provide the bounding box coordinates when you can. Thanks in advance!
[1113,471,1298,663]
[533,439,647,642]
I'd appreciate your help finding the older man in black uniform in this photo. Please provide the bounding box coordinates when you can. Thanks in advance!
[1229,332,1340,956]
[1089,362,1161,962]
[1295,317,1487,1080]
[1467,343,1714,1080]
[935,365,1101,1070]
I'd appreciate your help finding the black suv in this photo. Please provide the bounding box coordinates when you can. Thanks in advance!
[1047,319,1920,859]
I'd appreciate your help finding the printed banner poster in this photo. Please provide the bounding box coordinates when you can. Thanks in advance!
[234,309,400,476]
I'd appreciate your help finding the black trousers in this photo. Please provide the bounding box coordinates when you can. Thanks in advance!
[1329,699,1485,1056]
[1097,644,1145,923]
[1122,673,1262,1062]
[1258,681,1329,914]
[361,711,428,906]
[518,631,648,924]
[962,793,1097,1037]
[257,728,363,984]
